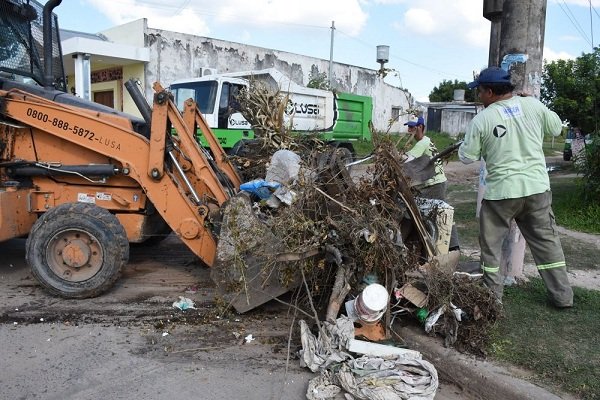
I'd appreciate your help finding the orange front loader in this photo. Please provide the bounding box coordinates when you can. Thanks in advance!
[0,0,313,311]
[0,76,243,297]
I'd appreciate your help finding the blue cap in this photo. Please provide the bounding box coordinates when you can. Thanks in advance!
[467,67,511,89]
[404,116,425,127]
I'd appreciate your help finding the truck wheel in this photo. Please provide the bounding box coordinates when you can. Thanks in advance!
[26,203,129,298]
[335,146,354,171]
[336,146,353,162]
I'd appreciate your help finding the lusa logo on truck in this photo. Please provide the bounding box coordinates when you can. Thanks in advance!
[285,99,320,117]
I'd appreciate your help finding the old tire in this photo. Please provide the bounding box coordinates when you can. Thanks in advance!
[26,203,129,298]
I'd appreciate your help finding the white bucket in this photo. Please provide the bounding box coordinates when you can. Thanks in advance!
[354,283,388,324]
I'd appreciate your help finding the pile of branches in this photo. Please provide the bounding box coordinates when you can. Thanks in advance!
[227,83,501,356]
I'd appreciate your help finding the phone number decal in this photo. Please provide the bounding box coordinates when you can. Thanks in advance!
[26,108,121,150]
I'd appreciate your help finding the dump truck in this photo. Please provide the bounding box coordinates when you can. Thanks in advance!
[169,68,373,156]
[0,0,324,311]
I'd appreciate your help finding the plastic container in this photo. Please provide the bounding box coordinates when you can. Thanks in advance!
[354,283,389,324]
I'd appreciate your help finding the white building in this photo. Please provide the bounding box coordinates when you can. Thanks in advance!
[59,19,413,132]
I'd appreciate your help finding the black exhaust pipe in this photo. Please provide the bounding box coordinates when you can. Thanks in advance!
[125,78,153,124]
[43,0,63,89]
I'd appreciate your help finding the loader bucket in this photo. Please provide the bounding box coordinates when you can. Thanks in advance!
[210,192,321,313]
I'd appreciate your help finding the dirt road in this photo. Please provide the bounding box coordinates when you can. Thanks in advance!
[0,236,468,400]
[4,155,596,399]
[0,236,314,399]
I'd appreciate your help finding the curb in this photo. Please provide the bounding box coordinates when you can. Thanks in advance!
[396,325,575,400]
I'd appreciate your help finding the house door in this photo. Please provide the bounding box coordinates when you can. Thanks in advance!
[94,90,114,108]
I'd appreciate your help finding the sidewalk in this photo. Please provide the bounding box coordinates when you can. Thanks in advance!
[397,325,577,400]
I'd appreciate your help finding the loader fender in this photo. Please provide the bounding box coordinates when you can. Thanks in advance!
[26,202,129,298]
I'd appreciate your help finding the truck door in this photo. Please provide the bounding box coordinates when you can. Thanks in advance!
[217,82,250,130]
[217,82,230,129]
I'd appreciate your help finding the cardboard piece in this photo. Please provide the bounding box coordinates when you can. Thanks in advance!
[396,283,428,308]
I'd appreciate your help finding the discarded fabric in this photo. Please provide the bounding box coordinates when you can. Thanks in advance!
[172,296,196,310]
[300,317,438,400]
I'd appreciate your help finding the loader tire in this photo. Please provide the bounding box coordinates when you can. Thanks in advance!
[26,203,129,298]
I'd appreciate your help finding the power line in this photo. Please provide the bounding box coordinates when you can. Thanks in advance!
[335,29,466,82]
[593,2,600,20]
[173,0,191,17]
[591,0,595,47]
[557,0,593,47]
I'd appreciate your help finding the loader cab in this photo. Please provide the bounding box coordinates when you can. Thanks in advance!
[170,77,252,148]
[0,0,66,92]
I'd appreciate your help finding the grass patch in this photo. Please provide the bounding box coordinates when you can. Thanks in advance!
[449,198,479,251]
[352,139,374,157]
[551,176,600,234]
[490,279,600,399]
[543,134,565,156]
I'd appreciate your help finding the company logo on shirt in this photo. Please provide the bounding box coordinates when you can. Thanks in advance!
[493,125,507,138]
[502,104,523,118]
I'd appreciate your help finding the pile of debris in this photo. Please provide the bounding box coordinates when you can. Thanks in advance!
[208,82,502,398]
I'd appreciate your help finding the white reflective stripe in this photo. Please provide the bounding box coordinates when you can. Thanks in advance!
[537,261,566,270]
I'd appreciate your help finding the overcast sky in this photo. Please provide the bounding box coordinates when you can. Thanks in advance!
[54,0,600,102]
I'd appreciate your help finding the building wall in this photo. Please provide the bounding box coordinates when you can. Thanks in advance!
[439,108,480,137]
[101,19,147,48]
[143,27,412,131]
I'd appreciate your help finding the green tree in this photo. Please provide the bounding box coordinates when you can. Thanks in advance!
[542,47,600,198]
[541,47,599,134]
[429,79,476,102]
[307,71,330,90]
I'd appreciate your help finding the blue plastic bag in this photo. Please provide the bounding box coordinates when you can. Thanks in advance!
[239,179,281,199]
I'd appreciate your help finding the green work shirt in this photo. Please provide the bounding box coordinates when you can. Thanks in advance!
[407,136,447,188]
[459,96,562,200]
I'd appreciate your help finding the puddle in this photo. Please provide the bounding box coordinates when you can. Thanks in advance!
[546,164,562,173]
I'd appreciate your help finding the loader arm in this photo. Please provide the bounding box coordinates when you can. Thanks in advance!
[0,86,233,266]
[180,94,242,189]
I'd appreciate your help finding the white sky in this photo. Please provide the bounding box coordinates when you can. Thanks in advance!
[55,0,600,102]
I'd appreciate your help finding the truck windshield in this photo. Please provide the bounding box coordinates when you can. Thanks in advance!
[171,81,218,114]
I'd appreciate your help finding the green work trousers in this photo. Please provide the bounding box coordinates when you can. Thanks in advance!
[479,191,573,307]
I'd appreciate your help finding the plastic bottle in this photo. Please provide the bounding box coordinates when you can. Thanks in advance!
[416,307,429,323]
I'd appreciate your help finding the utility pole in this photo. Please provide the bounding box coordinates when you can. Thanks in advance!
[483,0,503,67]
[498,0,547,98]
[484,0,547,97]
[481,0,548,282]
[328,21,335,88]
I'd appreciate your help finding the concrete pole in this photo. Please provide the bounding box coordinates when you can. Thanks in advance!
[483,0,504,67]
[328,21,335,88]
[498,0,547,98]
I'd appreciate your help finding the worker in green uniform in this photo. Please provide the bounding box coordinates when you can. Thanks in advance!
[404,116,447,198]
[459,66,573,307]
[405,116,459,251]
